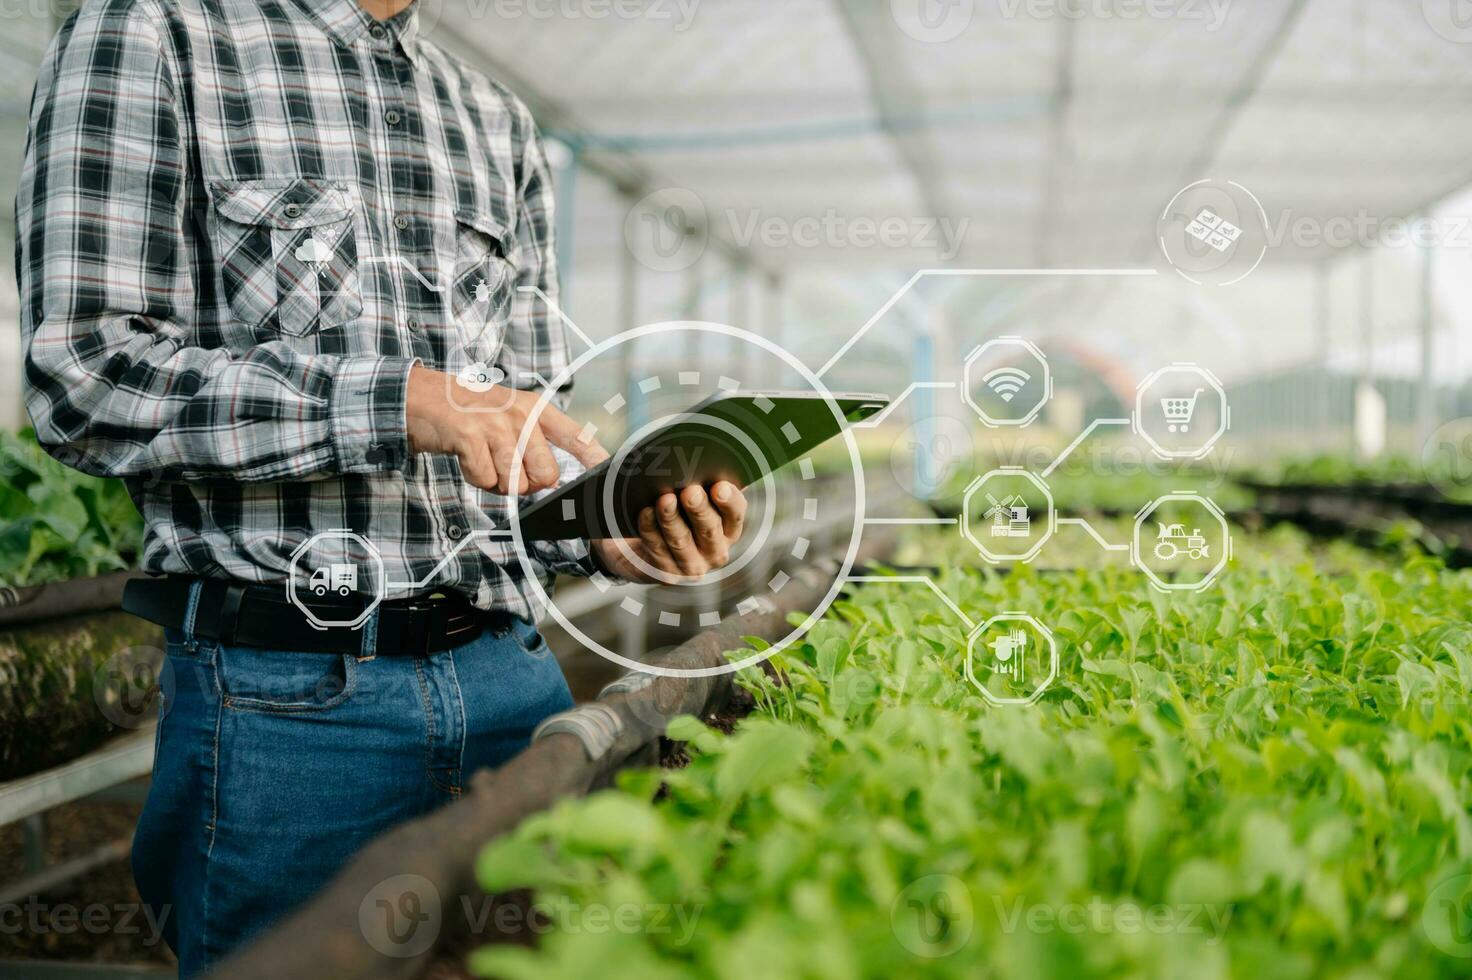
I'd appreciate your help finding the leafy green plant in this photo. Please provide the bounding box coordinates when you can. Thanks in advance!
[472,527,1472,979]
[0,429,141,587]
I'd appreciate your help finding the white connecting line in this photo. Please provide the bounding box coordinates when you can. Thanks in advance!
[386,527,512,591]
[1057,517,1131,552]
[852,381,957,428]
[1042,417,1133,478]
[843,575,976,631]
[359,256,597,353]
[817,268,1158,379]
[361,254,458,293]
[864,517,958,526]
[518,285,597,350]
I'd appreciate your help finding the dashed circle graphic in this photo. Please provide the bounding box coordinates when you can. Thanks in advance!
[508,321,865,678]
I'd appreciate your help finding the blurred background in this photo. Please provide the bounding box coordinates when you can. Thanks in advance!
[4,0,1472,461]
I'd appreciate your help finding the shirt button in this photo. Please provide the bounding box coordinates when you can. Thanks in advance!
[406,316,421,332]
[393,214,411,230]
[369,23,387,40]
[283,203,303,219]
[384,109,402,126]
[448,525,463,539]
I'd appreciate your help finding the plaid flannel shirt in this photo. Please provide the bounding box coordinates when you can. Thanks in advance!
[17,0,596,618]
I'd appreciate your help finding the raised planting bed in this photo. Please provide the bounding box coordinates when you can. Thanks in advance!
[0,429,160,780]
[1237,478,1472,568]
[465,525,1472,979]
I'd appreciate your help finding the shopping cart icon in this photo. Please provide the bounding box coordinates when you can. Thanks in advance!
[1160,389,1205,433]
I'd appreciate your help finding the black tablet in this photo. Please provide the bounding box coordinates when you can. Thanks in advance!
[514,390,889,540]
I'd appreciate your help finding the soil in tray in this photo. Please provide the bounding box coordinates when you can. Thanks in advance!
[0,784,175,967]
[0,610,166,782]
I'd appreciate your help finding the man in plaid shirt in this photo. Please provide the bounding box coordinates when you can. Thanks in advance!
[17,0,745,971]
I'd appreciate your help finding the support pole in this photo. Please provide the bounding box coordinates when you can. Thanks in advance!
[911,332,938,498]
[1417,235,1436,447]
[618,204,642,438]
[1314,259,1332,443]
[1355,253,1385,460]
[731,258,750,380]
[549,139,578,309]
[682,258,703,363]
[765,274,784,385]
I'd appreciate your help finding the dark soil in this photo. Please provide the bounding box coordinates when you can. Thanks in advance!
[0,783,175,968]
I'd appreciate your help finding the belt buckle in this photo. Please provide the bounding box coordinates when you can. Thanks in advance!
[408,599,450,656]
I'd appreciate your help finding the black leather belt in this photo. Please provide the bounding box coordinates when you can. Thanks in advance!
[122,575,495,656]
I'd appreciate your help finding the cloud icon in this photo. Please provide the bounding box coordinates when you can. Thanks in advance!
[295,236,333,264]
[456,362,505,392]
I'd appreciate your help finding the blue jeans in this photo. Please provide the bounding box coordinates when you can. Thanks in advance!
[130,598,573,977]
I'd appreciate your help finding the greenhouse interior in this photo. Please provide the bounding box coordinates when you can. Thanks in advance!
[4,0,1472,977]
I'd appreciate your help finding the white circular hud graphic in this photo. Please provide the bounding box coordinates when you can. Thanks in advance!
[1158,179,1269,286]
[509,321,866,678]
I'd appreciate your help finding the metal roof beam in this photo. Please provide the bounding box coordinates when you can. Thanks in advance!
[428,30,778,281]
[832,0,964,255]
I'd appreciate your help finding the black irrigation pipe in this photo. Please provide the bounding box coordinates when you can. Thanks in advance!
[0,571,142,628]
[212,529,899,980]
[1237,480,1472,569]
[1235,479,1472,521]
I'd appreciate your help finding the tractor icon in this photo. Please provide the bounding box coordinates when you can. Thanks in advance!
[1154,524,1210,561]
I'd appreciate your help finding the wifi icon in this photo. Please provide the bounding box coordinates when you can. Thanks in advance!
[984,366,1031,403]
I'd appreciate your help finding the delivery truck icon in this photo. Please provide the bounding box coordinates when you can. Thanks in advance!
[308,563,357,598]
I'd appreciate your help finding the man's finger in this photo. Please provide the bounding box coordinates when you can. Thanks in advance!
[710,481,746,540]
[656,491,704,576]
[537,402,609,468]
[459,443,499,492]
[490,440,529,497]
[519,424,560,492]
[637,506,676,571]
[680,485,725,559]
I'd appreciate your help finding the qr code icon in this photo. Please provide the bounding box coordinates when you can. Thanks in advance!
[1184,209,1242,253]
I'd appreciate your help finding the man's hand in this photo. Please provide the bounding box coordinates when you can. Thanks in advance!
[407,366,747,582]
[591,482,747,584]
[406,365,607,494]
